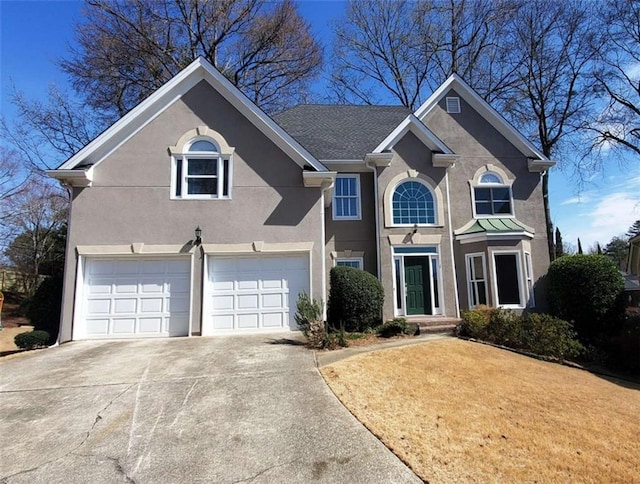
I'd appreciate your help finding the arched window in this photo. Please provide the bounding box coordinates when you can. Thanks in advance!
[174,137,230,199]
[392,180,436,225]
[474,171,512,216]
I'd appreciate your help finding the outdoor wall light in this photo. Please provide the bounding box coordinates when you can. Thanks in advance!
[194,226,202,245]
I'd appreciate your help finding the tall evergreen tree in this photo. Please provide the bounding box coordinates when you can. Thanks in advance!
[626,219,640,240]
[554,227,564,259]
[578,238,584,255]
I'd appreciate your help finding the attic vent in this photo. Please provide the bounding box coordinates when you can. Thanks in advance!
[446,97,461,113]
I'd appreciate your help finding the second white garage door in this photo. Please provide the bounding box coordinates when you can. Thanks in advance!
[204,254,310,334]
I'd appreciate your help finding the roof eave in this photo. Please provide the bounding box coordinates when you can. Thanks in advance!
[57,57,327,173]
[46,168,94,187]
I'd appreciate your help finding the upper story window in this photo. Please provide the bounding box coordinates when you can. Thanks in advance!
[173,138,231,199]
[392,180,436,225]
[473,172,512,216]
[333,174,361,220]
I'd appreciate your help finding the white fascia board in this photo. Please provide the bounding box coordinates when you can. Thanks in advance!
[414,74,555,169]
[54,57,327,173]
[372,114,454,155]
[46,168,94,187]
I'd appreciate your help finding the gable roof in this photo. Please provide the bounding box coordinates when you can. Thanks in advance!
[414,74,555,170]
[372,114,454,154]
[51,57,328,174]
[274,104,410,160]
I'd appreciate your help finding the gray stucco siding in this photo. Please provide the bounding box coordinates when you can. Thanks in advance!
[423,90,551,310]
[58,81,324,342]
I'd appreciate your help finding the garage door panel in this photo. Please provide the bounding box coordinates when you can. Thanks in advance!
[114,298,137,314]
[166,296,189,313]
[263,313,284,327]
[138,317,163,333]
[238,314,259,329]
[212,295,234,310]
[80,257,190,339]
[205,254,309,334]
[140,298,163,313]
[86,319,109,336]
[238,294,258,309]
[87,299,111,315]
[112,318,136,334]
[262,293,284,308]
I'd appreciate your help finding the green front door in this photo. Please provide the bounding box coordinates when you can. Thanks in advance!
[404,256,432,315]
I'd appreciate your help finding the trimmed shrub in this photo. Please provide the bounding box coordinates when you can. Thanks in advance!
[14,330,51,350]
[25,275,63,343]
[547,255,625,343]
[521,313,584,359]
[458,307,492,339]
[377,318,408,338]
[327,266,384,332]
[486,308,522,346]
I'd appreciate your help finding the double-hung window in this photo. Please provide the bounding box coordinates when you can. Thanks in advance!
[174,139,231,199]
[474,172,512,216]
[333,175,361,220]
[466,253,488,307]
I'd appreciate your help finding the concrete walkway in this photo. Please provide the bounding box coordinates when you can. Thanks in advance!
[316,333,453,367]
[0,334,420,483]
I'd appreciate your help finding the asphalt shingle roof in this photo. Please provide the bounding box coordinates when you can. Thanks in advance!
[274,104,410,161]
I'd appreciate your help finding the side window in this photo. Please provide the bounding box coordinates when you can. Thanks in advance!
[333,175,361,220]
[466,253,488,307]
[173,138,231,199]
[473,172,512,216]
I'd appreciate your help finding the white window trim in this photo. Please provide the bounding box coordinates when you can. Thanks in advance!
[390,178,439,227]
[332,174,362,220]
[170,134,233,200]
[334,257,364,269]
[471,183,515,219]
[524,251,535,308]
[465,252,488,308]
[490,250,525,309]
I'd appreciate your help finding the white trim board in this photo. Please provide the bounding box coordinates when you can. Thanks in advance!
[52,57,328,175]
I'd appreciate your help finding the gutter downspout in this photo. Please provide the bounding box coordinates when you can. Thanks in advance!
[445,169,461,319]
[320,180,335,321]
[366,161,381,278]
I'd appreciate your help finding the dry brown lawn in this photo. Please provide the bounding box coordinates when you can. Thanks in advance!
[321,339,640,483]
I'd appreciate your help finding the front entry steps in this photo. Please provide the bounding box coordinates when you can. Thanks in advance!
[405,316,461,335]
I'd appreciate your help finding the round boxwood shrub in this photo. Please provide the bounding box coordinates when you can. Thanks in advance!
[14,330,51,350]
[547,255,624,343]
[25,275,63,343]
[327,266,384,332]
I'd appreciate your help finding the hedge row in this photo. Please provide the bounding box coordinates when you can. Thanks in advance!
[459,306,584,360]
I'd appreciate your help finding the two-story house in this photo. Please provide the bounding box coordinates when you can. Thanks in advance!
[49,58,554,342]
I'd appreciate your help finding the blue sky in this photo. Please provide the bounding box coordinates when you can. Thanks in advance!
[2,0,639,249]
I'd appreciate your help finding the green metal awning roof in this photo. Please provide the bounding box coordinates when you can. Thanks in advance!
[458,218,531,235]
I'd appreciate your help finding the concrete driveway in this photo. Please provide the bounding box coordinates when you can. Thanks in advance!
[0,335,420,483]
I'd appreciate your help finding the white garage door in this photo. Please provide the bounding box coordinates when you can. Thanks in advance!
[205,254,309,334]
[79,257,191,339]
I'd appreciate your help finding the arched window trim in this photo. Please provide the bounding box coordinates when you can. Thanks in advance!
[169,127,234,200]
[391,179,437,226]
[383,172,445,228]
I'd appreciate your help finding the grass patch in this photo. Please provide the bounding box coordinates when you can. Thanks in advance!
[321,339,640,483]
